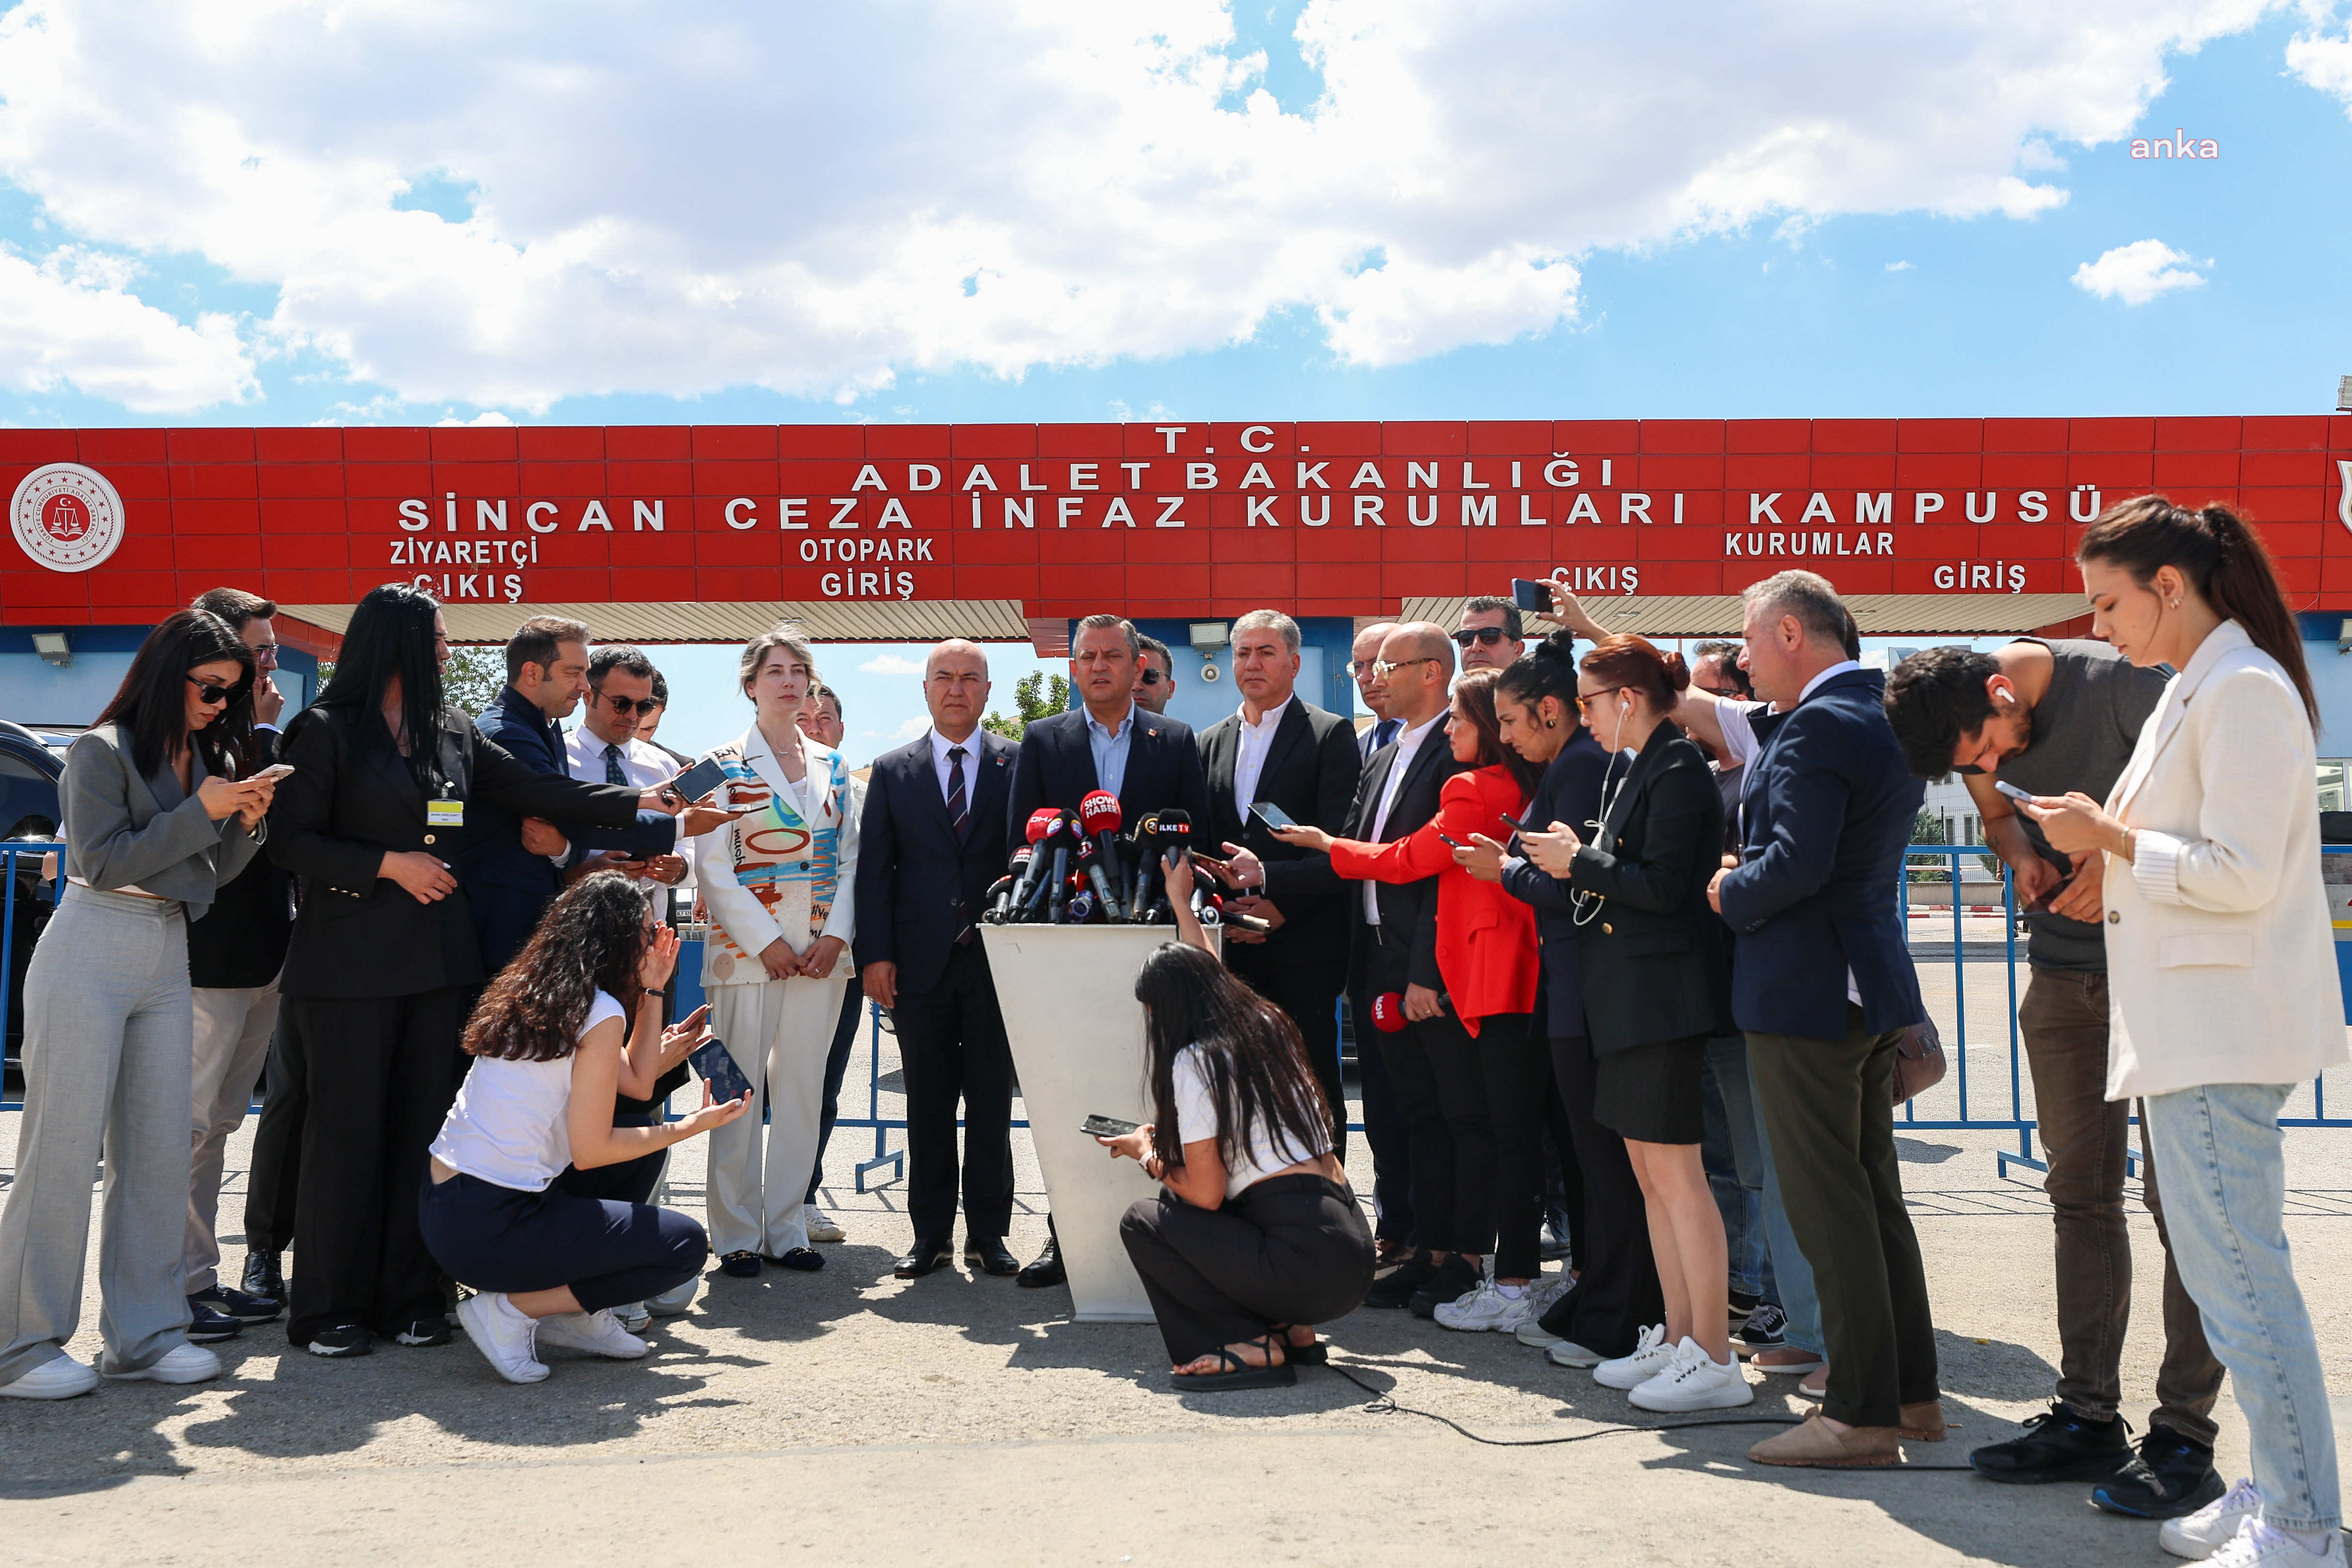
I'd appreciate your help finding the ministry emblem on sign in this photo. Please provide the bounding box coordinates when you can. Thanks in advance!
[10,462,126,573]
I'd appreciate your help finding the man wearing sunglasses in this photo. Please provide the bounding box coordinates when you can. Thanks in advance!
[1134,634,1176,716]
[560,645,690,891]
[1453,596,1526,672]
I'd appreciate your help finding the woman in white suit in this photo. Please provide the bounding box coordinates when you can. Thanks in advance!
[693,623,858,1278]
[2025,498,2345,1568]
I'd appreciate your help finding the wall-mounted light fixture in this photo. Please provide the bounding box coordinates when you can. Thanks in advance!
[31,631,70,667]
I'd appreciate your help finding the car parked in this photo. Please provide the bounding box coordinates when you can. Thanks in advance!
[0,719,71,1071]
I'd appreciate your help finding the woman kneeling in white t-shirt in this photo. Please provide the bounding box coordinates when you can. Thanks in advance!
[1103,869,1375,1391]
[422,874,749,1384]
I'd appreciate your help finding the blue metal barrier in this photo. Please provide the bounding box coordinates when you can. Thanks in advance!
[9,841,2351,1193]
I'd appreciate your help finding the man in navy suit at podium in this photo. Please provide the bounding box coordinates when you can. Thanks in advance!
[1003,613,1213,1286]
[856,640,1023,1282]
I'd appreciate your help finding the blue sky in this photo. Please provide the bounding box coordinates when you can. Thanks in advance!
[2,1,2349,761]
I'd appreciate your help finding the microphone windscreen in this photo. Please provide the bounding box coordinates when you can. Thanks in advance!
[1370,992,1408,1033]
[1006,844,1032,871]
[1080,789,1123,836]
[1156,808,1191,844]
[1024,808,1059,844]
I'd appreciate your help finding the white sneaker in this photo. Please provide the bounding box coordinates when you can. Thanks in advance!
[1593,1323,1677,1390]
[457,1291,549,1384]
[1545,1338,1607,1368]
[646,1277,698,1317]
[0,1354,98,1399]
[102,1344,220,1384]
[805,1205,846,1243]
[2164,1479,2268,1561]
[613,1302,652,1334]
[2194,1516,2347,1568]
[1434,1280,1535,1334]
[535,1309,649,1360]
[1627,1337,1756,1412]
[1527,1273,1575,1315]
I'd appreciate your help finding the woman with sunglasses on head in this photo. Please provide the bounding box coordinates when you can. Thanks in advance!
[267,584,707,1360]
[1271,668,1544,1331]
[0,611,275,1398]
[1451,631,1668,1370]
[1511,635,1747,1411]
[2020,501,2342,1567]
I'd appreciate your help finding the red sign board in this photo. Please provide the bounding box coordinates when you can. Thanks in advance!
[5,419,2349,625]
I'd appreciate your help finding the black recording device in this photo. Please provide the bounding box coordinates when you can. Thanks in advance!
[665,756,727,804]
[1511,577,1554,613]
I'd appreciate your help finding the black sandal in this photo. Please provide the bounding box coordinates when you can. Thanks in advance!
[1267,1323,1327,1365]
[1171,1334,1297,1392]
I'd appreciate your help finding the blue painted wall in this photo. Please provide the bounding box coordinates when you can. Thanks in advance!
[0,624,319,730]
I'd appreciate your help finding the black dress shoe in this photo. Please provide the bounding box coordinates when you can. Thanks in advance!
[966,1237,1020,1276]
[720,1250,763,1278]
[185,1300,244,1343]
[896,1238,955,1279]
[241,1252,284,1300]
[768,1247,825,1273]
[1408,1253,1480,1319]
[191,1283,281,1323]
[1016,1236,1065,1288]
[1362,1252,1438,1310]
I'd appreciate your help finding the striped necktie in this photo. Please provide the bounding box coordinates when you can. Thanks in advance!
[946,745,970,840]
[603,743,628,786]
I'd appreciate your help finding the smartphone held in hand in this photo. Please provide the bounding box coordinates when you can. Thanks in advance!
[1510,577,1554,613]
[689,1037,752,1105]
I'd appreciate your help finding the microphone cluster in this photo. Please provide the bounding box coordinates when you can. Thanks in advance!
[979,802,1262,931]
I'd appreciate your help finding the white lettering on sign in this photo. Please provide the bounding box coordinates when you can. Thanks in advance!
[1548,564,1639,595]
[1725,532,1896,558]
[1934,562,2028,592]
[1240,425,1274,452]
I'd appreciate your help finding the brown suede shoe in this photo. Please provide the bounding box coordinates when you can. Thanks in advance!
[1748,1411,1902,1468]
[1900,1398,1948,1442]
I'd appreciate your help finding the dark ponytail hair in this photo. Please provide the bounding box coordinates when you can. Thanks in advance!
[317,582,447,786]
[1579,633,1692,718]
[1134,943,1330,1173]
[93,609,256,780]
[2077,497,2316,727]
[1497,629,1580,715]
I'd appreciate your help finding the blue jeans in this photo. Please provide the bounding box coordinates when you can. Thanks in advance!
[2141,1083,2340,1534]
[1702,1035,1765,1298]
[1748,1038,1823,1357]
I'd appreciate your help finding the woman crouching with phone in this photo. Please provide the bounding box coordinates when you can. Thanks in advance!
[1101,854,1374,1390]
[422,873,748,1384]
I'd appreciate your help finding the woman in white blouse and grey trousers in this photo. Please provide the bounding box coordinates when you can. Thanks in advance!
[2025,498,2346,1568]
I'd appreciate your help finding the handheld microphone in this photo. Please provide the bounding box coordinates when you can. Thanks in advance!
[985,844,1033,923]
[1370,992,1409,1033]
[1079,790,1126,912]
[1065,886,1096,925]
[1044,811,1077,922]
[1074,835,1119,917]
[1004,810,1059,916]
[1125,812,1161,923]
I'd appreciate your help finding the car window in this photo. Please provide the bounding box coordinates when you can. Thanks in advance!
[0,749,61,840]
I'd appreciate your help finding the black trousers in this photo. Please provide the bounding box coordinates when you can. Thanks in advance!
[1383,1008,1493,1257]
[555,1129,667,1208]
[1544,1032,1665,1361]
[1748,1007,1940,1429]
[282,985,473,1344]
[1229,947,1350,1162]
[805,973,866,1203]
[420,1171,706,1313]
[243,1011,305,1256]
[1457,1012,1547,1278]
[1120,1175,1375,1364]
[1346,979,1415,1247]
[894,942,1015,1242]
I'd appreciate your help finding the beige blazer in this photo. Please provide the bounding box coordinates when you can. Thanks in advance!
[2103,620,2348,1099]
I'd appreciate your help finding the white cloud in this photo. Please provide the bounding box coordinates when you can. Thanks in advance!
[892,715,930,741]
[858,654,926,675]
[2287,24,2352,108]
[1885,260,1915,271]
[0,0,2295,408]
[0,246,255,409]
[2071,239,2209,304]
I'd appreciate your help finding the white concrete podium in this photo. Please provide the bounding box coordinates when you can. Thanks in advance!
[980,923,1213,1322]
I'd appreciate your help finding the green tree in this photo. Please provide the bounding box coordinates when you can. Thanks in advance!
[315,646,507,718]
[1908,807,1949,883]
[981,671,1070,741]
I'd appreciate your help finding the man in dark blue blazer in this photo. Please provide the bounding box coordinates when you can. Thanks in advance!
[457,617,681,974]
[854,640,1022,1281]
[1001,613,1211,1286]
[1709,571,1938,1467]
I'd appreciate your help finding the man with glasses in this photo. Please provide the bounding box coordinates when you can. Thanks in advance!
[181,588,297,1338]
[560,645,691,891]
[1454,596,1526,672]
[1135,634,1176,716]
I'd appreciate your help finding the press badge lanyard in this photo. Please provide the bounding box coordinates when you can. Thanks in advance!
[425,761,463,830]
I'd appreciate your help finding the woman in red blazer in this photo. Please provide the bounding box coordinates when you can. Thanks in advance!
[1274,669,1544,1326]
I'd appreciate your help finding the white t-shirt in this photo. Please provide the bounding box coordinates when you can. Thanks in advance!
[1170,1043,1324,1199]
[431,990,627,1192]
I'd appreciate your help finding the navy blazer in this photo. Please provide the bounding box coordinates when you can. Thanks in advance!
[1005,705,1212,846]
[1197,699,1361,968]
[456,685,676,972]
[1717,668,1926,1041]
[854,730,1017,997]
[1499,726,1612,1039]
